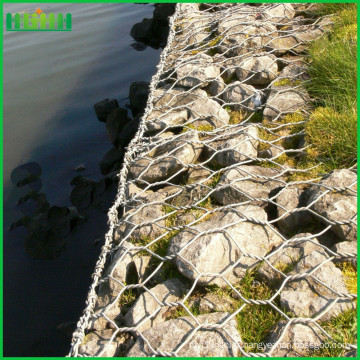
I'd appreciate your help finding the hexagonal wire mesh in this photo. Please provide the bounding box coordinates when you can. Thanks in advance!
[69,3,357,357]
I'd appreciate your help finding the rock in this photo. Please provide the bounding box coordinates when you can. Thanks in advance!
[332,241,357,267]
[153,3,176,23]
[204,124,258,167]
[236,54,278,85]
[129,131,203,184]
[207,78,226,97]
[117,115,141,149]
[47,206,79,238]
[222,82,259,112]
[150,87,229,130]
[70,177,97,211]
[307,169,357,242]
[127,312,242,356]
[187,167,212,184]
[115,191,166,241]
[146,109,188,134]
[174,212,198,227]
[280,248,355,321]
[199,293,234,313]
[167,206,282,287]
[133,256,153,283]
[267,34,305,56]
[276,186,313,235]
[345,350,357,357]
[100,147,124,175]
[258,144,285,159]
[129,81,150,116]
[176,54,220,88]
[258,233,322,287]
[218,23,278,58]
[94,98,119,123]
[104,241,138,295]
[124,278,188,332]
[278,62,310,82]
[263,86,309,119]
[263,3,295,21]
[79,329,125,357]
[213,165,284,207]
[130,18,153,42]
[88,302,123,331]
[264,320,324,356]
[106,107,131,147]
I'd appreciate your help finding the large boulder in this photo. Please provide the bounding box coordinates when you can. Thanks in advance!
[213,165,284,207]
[275,186,313,234]
[99,147,124,175]
[264,320,324,357]
[263,85,309,119]
[124,278,188,332]
[94,98,119,123]
[222,82,259,112]
[127,312,242,356]
[147,86,229,132]
[129,81,150,116]
[167,206,283,287]
[176,54,220,88]
[236,54,278,85]
[203,124,258,167]
[263,3,295,21]
[280,248,355,321]
[307,169,357,242]
[106,107,131,147]
[129,131,203,184]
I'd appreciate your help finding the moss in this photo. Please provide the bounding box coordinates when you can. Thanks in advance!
[119,288,137,314]
[335,262,357,294]
[273,78,303,87]
[229,110,262,125]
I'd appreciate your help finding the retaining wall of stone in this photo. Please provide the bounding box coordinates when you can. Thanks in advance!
[69,3,357,357]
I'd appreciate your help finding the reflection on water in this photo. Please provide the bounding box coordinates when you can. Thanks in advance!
[3,2,160,356]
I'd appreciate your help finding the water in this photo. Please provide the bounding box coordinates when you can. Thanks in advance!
[3,3,160,356]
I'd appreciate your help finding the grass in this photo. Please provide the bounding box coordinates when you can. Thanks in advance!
[335,262,357,294]
[304,3,357,171]
[308,307,357,357]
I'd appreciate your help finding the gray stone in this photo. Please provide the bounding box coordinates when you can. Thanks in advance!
[79,329,125,357]
[264,320,324,357]
[222,82,257,111]
[94,98,119,123]
[345,350,357,357]
[146,109,188,134]
[332,241,357,267]
[258,144,285,159]
[187,167,212,184]
[127,312,242,356]
[88,302,123,331]
[124,278,188,332]
[213,165,284,207]
[278,62,310,82]
[100,147,123,175]
[167,206,282,287]
[263,3,295,21]
[307,169,357,242]
[176,54,220,88]
[150,87,229,129]
[199,293,234,313]
[129,81,150,115]
[218,23,277,58]
[106,107,131,147]
[104,241,139,295]
[129,131,203,184]
[133,256,153,283]
[276,186,313,234]
[236,54,278,85]
[204,124,258,167]
[280,248,355,321]
[258,234,322,287]
[115,191,167,241]
[263,86,309,119]
[207,78,226,97]
[267,34,306,56]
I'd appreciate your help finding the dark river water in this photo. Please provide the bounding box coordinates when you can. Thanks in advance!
[3,3,160,356]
